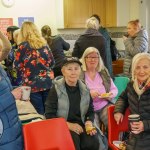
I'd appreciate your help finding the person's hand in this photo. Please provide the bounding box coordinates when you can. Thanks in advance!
[11,87,22,100]
[114,112,124,125]
[67,122,83,135]
[90,90,100,99]
[123,35,128,41]
[85,121,97,136]
[130,121,144,134]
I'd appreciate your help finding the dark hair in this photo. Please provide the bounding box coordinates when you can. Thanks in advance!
[41,25,52,46]
[91,14,101,24]
[7,26,19,32]
[7,26,19,44]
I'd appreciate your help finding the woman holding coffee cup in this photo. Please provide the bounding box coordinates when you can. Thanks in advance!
[114,53,150,150]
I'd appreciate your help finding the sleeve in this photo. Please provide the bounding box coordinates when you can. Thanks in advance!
[84,95,95,123]
[60,37,70,51]
[124,31,148,56]
[72,40,80,58]
[14,43,26,71]
[143,120,150,131]
[45,85,58,119]
[109,78,118,98]
[114,86,129,114]
[47,46,55,69]
[100,37,108,69]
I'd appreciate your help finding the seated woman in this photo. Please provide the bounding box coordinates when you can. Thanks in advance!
[45,57,99,150]
[0,30,23,149]
[114,53,150,150]
[80,47,118,128]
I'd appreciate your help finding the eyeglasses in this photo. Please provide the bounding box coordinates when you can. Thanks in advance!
[85,57,99,61]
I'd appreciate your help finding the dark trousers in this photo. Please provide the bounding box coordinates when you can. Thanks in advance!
[70,130,99,150]
[30,89,50,115]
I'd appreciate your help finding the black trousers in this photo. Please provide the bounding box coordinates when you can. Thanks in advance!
[70,130,99,150]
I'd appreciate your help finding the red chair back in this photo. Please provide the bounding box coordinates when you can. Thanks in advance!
[23,118,75,150]
[108,105,130,150]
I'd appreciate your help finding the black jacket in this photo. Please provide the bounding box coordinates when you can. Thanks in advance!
[114,81,150,150]
[72,29,107,68]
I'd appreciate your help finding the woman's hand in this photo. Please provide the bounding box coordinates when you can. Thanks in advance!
[114,112,124,124]
[130,121,144,134]
[11,87,22,100]
[90,90,100,99]
[67,122,83,135]
[85,121,97,136]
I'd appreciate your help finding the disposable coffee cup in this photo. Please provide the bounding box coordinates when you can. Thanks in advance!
[21,86,31,101]
[128,114,140,122]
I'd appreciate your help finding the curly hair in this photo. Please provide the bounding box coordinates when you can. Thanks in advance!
[18,21,46,49]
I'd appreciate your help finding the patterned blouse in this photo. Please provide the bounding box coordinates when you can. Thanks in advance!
[14,41,55,93]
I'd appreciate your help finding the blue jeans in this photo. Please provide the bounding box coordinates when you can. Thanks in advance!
[30,89,50,115]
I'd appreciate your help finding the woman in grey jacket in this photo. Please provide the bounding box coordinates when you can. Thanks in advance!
[114,53,150,150]
[123,19,148,77]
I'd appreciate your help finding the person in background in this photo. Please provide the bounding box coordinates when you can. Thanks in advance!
[41,25,70,77]
[91,14,113,78]
[114,53,150,150]
[5,26,21,86]
[14,21,55,115]
[72,17,108,70]
[123,19,148,77]
[80,47,118,129]
[0,30,23,150]
[45,57,99,150]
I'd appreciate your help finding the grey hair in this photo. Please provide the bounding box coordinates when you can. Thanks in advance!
[131,53,150,81]
[86,17,99,30]
[80,47,105,71]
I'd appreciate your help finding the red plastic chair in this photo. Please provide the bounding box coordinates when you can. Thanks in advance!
[108,105,130,150]
[23,118,75,150]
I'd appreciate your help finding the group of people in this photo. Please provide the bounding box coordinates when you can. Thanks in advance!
[0,13,150,150]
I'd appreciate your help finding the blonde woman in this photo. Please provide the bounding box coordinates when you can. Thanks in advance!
[114,53,150,150]
[14,22,55,114]
[80,47,118,128]
[123,19,148,77]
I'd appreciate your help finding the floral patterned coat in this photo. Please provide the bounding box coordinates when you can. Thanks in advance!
[14,41,55,93]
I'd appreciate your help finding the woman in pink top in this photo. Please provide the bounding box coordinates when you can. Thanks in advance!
[80,47,118,127]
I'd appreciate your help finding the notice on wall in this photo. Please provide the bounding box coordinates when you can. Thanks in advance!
[18,17,34,28]
[0,18,13,34]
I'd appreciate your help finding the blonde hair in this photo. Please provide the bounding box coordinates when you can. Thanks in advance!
[86,17,99,30]
[18,21,46,49]
[80,47,105,71]
[128,19,142,31]
[13,29,20,45]
[131,53,150,81]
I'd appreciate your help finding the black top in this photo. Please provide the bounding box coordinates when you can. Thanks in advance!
[49,36,70,68]
[45,82,94,126]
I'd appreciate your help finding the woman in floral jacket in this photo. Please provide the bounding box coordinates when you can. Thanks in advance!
[14,21,55,115]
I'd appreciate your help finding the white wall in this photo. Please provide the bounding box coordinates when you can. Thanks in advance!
[0,0,59,34]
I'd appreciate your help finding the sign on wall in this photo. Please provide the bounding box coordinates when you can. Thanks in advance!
[0,18,13,34]
[18,17,34,28]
